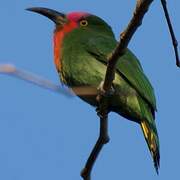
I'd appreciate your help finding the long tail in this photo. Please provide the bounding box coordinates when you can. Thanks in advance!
[140,120,160,173]
[137,96,160,173]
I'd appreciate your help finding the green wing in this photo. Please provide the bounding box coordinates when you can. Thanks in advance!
[86,35,157,111]
[85,35,159,171]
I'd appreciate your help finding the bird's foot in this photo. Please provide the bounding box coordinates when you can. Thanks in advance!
[97,81,115,97]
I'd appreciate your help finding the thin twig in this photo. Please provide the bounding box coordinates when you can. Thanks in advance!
[0,64,98,97]
[0,64,73,96]
[160,0,180,67]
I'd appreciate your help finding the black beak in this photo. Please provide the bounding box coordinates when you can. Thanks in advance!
[26,7,66,26]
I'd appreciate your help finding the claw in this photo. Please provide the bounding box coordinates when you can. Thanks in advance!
[97,81,115,97]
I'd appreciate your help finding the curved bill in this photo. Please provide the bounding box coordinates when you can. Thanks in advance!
[26,7,67,25]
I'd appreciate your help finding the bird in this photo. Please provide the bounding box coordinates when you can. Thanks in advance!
[27,7,160,173]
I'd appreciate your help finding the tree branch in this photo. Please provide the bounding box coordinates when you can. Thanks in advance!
[103,0,154,92]
[82,0,156,179]
[81,107,109,180]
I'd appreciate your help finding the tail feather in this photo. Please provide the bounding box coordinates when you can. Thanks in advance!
[141,120,160,173]
[137,95,160,173]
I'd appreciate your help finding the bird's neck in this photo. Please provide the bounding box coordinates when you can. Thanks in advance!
[53,22,78,72]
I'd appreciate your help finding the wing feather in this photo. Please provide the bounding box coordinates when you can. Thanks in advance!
[86,36,156,111]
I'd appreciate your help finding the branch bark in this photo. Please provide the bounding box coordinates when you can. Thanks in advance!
[103,0,154,92]
[81,107,109,180]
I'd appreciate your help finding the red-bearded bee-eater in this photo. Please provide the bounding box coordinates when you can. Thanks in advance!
[27,7,160,174]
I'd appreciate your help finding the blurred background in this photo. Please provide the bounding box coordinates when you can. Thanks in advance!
[0,1,179,179]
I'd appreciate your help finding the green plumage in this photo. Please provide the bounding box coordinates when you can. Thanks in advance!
[60,15,160,172]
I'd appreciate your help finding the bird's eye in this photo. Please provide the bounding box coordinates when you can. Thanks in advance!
[80,20,88,27]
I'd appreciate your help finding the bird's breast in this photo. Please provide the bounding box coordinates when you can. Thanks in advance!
[54,30,63,72]
[53,22,78,73]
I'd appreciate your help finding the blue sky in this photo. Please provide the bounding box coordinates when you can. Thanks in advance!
[0,1,180,180]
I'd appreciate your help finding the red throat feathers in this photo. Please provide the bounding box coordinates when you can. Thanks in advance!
[53,21,77,72]
[53,12,89,72]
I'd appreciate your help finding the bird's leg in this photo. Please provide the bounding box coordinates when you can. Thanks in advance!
[81,83,110,180]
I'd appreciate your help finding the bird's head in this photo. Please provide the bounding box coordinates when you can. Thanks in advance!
[27,7,113,37]
[27,7,114,71]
